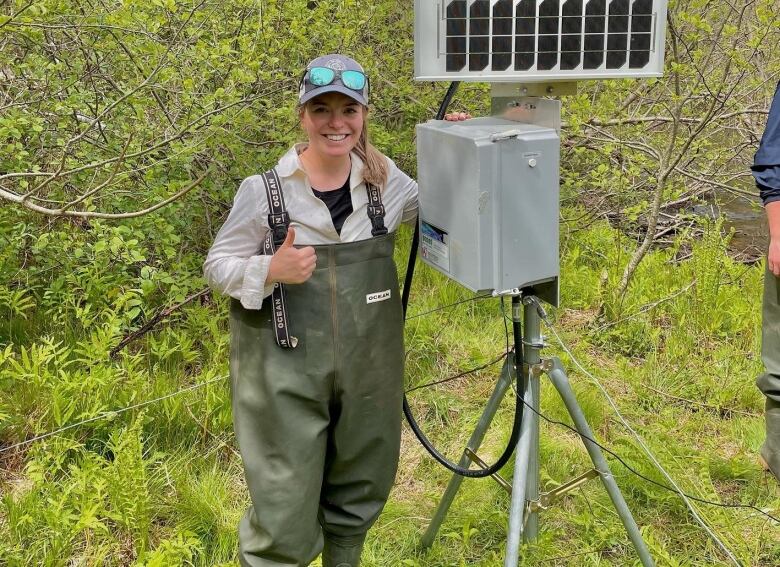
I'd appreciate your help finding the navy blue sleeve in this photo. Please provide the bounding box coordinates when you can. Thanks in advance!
[753,82,780,206]
[754,81,780,167]
[757,174,780,206]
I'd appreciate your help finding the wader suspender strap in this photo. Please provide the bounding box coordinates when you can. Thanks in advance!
[260,168,298,349]
[365,183,388,237]
[260,173,388,349]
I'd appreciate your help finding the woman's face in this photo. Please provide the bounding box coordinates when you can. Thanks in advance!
[300,92,365,160]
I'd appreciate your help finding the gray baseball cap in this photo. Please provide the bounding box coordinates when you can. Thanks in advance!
[298,54,369,106]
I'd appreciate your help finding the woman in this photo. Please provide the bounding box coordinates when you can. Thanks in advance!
[204,54,466,566]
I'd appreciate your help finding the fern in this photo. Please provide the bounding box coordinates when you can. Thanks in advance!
[106,412,152,555]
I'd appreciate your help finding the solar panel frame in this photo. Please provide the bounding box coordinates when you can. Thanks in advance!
[415,0,667,81]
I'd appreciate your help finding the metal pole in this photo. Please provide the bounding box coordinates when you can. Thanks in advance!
[420,355,515,548]
[521,296,541,541]
[546,358,655,567]
[504,294,542,566]
[504,366,534,566]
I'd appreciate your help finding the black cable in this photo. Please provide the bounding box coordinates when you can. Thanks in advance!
[397,84,777,528]
[500,296,510,355]
[405,351,508,394]
[520,396,780,524]
[401,81,528,478]
[403,298,526,478]
[405,292,493,320]
[496,309,779,525]
[405,290,778,521]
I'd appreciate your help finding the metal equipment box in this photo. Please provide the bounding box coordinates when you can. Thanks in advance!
[416,117,559,301]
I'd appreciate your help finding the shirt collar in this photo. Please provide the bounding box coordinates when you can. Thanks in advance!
[277,144,366,190]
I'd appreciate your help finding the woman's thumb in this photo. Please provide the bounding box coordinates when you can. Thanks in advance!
[281,226,295,248]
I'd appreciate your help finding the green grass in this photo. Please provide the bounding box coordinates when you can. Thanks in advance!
[1,220,779,566]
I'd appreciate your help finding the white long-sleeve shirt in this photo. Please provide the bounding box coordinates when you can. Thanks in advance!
[203,144,419,309]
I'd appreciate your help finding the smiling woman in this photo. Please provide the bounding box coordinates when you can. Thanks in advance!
[299,93,365,188]
[202,54,467,567]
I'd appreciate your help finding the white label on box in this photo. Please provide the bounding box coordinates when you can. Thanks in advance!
[420,221,449,273]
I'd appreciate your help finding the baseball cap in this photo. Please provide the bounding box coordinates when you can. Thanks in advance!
[298,54,369,106]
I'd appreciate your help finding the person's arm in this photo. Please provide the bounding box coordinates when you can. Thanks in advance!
[204,176,317,309]
[203,177,275,309]
[767,200,780,276]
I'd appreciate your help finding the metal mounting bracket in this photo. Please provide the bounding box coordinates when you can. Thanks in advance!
[529,469,601,513]
[464,447,512,494]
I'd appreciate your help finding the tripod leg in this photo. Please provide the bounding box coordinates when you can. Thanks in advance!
[546,358,655,567]
[504,373,535,567]
[420,356,515,549]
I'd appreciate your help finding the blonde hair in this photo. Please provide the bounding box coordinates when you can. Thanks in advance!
[299,103,389,189]
[353,115,388,188]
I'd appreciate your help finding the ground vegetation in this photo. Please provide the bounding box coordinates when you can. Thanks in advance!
[1,0,779,565]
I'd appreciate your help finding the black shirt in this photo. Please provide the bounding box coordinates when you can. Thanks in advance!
[312,176,353,235]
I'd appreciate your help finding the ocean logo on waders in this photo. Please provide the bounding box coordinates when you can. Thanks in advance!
[366,290,391,304]
[266,175,283,213]
[273,295,285,329]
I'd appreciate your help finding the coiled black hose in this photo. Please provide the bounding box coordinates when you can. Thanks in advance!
[401,82,527,477]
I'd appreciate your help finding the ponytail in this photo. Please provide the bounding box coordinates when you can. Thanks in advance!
[353,118,388,189]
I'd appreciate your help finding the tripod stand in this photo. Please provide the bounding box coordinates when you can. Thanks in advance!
[419,294,655,567]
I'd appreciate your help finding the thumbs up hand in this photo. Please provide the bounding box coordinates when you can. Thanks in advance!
[268,227,317,285]
[279,226,296,250]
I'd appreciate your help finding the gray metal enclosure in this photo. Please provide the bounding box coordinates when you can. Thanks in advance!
[416,117,559,297]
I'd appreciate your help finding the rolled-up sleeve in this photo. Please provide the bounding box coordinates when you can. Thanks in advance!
[386,158,418,225]
[401,178,419,225]
[203,177,275,310]
[754,82,780,206]
[755,167,780,206]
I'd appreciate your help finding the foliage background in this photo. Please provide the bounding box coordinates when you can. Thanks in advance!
[1,0,779,565]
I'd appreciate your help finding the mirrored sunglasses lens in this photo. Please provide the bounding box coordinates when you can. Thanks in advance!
[341,70,366,90]
[309,67,335,86]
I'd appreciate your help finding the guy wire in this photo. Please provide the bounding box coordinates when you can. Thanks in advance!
[405,351,509,394]
[1,285,491,459]
[405,292,493,320]
[499,299,776,528]
[524,312,776,563]
[406,292,774,561]
[406,296,775,527]
[0,374,227,455]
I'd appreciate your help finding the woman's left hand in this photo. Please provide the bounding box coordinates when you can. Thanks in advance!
[444,112,472,121]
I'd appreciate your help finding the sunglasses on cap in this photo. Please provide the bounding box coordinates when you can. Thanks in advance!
[304,67,368,92]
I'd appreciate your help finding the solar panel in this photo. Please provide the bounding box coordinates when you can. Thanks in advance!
[415,0,667,81]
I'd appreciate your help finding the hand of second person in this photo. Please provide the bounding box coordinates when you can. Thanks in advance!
[268,227,317,284]
[444,112,472,121]
[769,237,780,277]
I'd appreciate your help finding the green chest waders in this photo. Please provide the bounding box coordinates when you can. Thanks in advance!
[757,265,780,479]
[230,231,404,567]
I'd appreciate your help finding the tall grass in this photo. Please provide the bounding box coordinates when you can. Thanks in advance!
[1,217,778,566]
